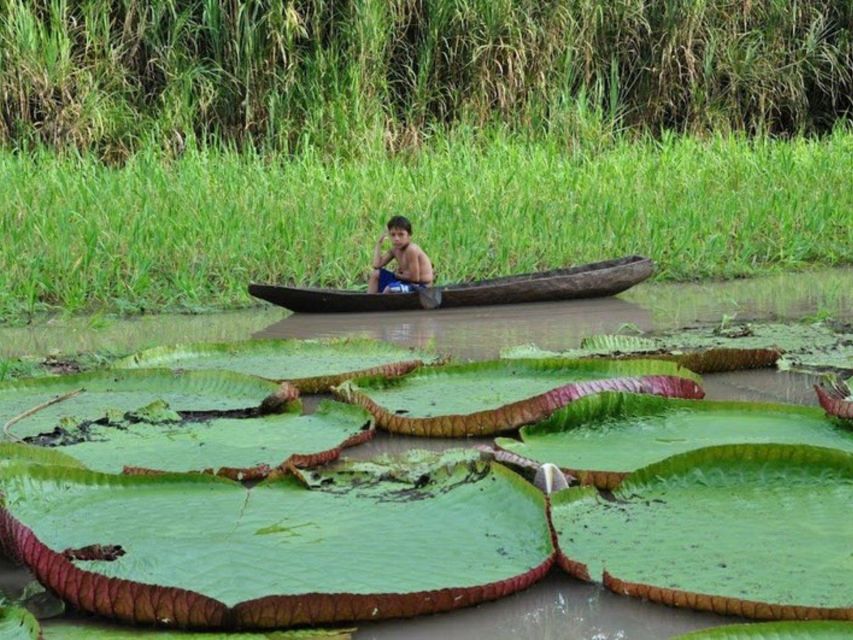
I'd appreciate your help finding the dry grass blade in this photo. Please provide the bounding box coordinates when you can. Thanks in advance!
[2,388,83,441]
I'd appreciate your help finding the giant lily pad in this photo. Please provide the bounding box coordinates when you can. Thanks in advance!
[0,450,554,628]
[0,370,293,441]
[551,444,853,620]
[673,620,853,639]
[44,620,354,639]
[503,337,780,373]
[113,338,438,392]
[0,606,39,640]
[495,393,853,489]
[815,378,853,420]
[335,359,703,437]
[503,321,853,374]
[0,604,354,638]
[0,442,85,469]
[17,401,373,480]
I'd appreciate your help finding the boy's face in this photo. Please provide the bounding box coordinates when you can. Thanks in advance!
[388,226,411,248]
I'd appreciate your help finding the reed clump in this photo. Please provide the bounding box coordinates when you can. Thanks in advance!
[1,0,851,158]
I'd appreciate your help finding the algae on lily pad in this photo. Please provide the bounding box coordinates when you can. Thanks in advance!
[672,620,853,639]
[0,450,554,628]
[551,444,853,620]
[495,393,853,488]
[0,370,291,441]
[335,358,703,437]
[16,401,373,479]
[114,338,439,392]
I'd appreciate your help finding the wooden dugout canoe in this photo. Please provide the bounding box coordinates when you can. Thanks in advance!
[249,255,654,313]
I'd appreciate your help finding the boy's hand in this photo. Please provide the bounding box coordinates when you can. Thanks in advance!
[377,232,388,245]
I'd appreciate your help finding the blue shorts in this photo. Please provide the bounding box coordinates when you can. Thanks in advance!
[378,268,420,293]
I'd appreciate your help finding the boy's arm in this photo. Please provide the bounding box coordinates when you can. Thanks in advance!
[372,234,394,269]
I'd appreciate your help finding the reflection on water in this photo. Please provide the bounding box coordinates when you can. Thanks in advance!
[624,267,853,328]
[0,308,283,359]
[1,267,849,361]
[356,574,735,640]
[259,297,654,360]
[259,267,853,360]
[701,369,822,407]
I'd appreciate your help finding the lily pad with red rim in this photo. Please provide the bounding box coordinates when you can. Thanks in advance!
[0,450,554,629]
[0,604,355,638]
[15,400,373,480]
[335,358,703,437]
[495,393,853,488]
[672,620,853,639]
[0,370,292,442]
[113,338,439,392]
[551,444,853,620]
[814,378,853,420]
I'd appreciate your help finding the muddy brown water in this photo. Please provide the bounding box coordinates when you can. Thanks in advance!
[0,267,851,639]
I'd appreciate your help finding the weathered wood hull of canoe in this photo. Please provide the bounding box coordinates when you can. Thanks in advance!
[249,255,654,313]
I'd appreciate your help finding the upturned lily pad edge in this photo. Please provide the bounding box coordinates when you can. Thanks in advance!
[671,620,853,639]
[494,392,836,489]
[814,379,853,420]
[604,570,852,621]
[122,400,376,481]
[335,358,704,437]
[112,338,443,392]
[502,342,782,374]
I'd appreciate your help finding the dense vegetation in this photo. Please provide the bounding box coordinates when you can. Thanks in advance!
[1,0,851,158]
[2,2,852,320]
[2,131,851,319]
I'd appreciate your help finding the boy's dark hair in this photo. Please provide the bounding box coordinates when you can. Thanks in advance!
[386,215,412,234]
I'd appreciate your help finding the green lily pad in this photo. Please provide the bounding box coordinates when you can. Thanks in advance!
[335,359,703,437]
[41,620,355,639]
[0,442,85,469]
[0,370,290,441]
[503,339,779,374]
[551,444,853,620]
[496,394,853,488]
[504,321,853,373]
[0,606,39,640]
[16,401,373,479]
[672,620,853,639]
[114,338,438,392]
[0,450,554,628]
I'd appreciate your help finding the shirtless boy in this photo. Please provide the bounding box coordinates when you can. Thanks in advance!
[367,216,434,294]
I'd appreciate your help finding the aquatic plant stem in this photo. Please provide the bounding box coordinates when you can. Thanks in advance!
[2,389,82,442]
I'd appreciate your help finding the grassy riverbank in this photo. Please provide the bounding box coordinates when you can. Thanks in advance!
[2,129,852,321]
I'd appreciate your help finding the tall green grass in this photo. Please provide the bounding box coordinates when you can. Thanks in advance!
[2,129,851,320]
[1,0,851,157]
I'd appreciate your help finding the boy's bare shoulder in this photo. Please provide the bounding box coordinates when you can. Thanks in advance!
[407,242,432,259]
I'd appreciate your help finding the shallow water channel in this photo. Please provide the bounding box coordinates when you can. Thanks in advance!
[1,267,851,639]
